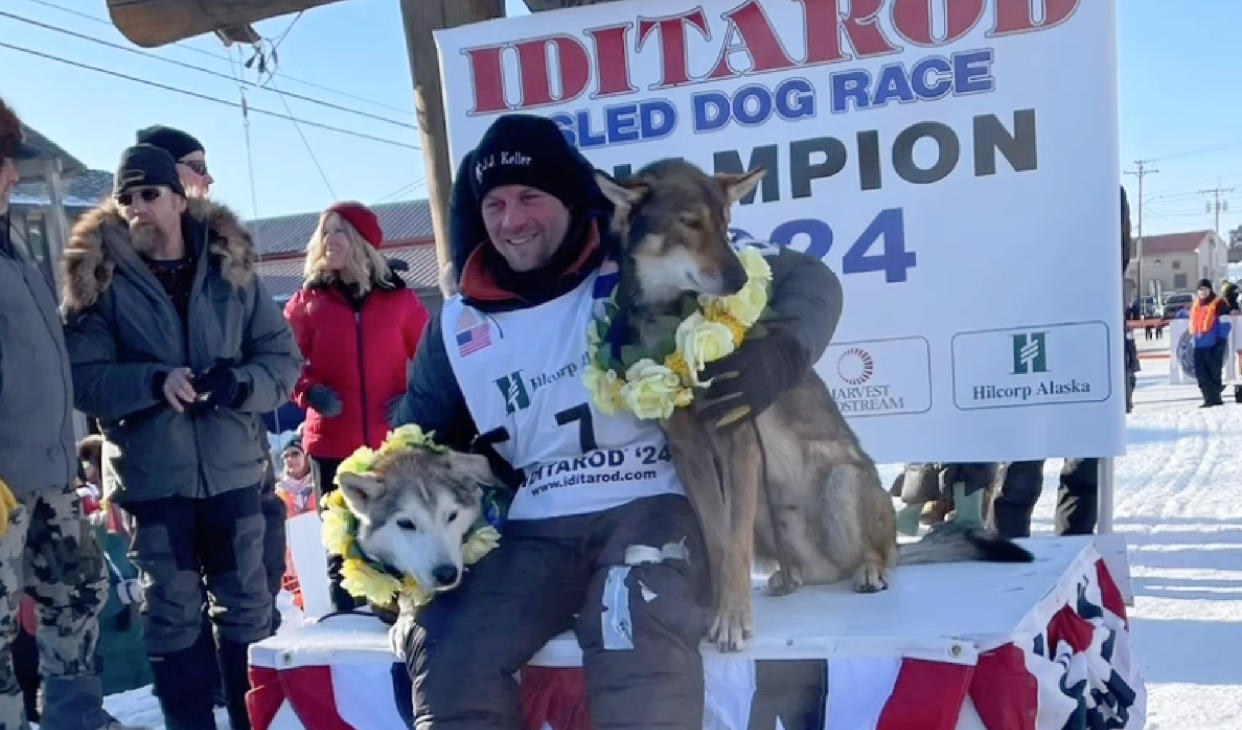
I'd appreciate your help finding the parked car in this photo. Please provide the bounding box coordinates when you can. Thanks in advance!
[1160,292,1193,318]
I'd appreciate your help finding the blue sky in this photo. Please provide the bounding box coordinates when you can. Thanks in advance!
[0,0,1237,238]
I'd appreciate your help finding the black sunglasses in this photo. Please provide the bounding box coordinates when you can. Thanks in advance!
[180,159,209,176]
[116,188,163,206]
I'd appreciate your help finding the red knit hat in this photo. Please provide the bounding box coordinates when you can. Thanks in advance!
[326,201,383,247]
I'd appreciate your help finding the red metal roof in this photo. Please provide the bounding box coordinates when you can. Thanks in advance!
[248,198,433,257]
[1137,230,1215,256]
[256,242,440,300]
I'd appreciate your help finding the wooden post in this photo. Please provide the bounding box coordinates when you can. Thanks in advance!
[399,0,505,296]
[41,156,69,293]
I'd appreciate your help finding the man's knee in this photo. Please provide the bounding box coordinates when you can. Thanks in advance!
[130,528,204,654]
[576,560,707,728]
[205,513,274,645]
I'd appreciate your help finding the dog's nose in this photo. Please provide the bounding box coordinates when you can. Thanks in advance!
[432,564,459,587]
[722,261,748,294]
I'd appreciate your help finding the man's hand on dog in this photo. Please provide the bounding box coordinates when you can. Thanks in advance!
[698,329,807,431]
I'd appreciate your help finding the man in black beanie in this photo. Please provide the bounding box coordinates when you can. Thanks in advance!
[136,125,213,197]
[391,114,844,728]
[140,122,291,621]
[61,143,301,730]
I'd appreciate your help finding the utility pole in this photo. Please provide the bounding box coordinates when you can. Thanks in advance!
[400,0,506,296]
[1125,160,1158,302]
[1199,181,1235,237]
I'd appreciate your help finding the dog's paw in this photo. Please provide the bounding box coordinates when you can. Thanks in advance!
[852,564,888,593]
[766,567,803,596]
[709,604,754,652]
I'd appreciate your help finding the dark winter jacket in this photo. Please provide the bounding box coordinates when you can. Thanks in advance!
[60,198,303,504]
[0,219,76,494]
[394,150,843,466]
[284,276,429,459]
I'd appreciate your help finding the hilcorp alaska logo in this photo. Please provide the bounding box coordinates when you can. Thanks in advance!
[969,330,1091,404]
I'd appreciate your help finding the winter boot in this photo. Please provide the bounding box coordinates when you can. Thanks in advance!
[1234,385,1242,404]
[149,643,217,730]
[895,501,924,537]
[217,639,254,730]
[947,483,985,530]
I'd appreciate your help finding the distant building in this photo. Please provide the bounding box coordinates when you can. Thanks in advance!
[8,125,112,285]
[1127,229,1229,298]
[247,198,443,313]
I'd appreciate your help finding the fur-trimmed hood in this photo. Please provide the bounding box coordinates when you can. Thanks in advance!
[61,196,255,313]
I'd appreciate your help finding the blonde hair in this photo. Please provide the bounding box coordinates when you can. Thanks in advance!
[303,211,393,295]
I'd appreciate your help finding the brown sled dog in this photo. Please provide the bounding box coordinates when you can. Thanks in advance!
[594,159,1033,651]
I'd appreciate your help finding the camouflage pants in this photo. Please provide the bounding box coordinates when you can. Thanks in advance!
[0,484,109,730]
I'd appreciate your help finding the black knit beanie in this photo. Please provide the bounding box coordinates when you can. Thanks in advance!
[114,144,185,197]
[135,125,204,161]
[469,114,582,209]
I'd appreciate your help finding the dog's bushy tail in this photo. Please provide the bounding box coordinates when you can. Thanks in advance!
[897,524,1034,565]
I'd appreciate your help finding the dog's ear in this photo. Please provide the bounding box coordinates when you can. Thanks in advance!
[594,171,649,215]
[447,451,498,488]
[716,168,767,205]
[337,471,383,520]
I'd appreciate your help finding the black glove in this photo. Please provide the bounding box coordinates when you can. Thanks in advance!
[697,329,807,431]
[190,363,248,412]
[307,383,344,418]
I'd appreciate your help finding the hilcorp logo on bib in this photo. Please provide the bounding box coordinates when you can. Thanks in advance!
[952,323,1112,410]
[493,353,593,414]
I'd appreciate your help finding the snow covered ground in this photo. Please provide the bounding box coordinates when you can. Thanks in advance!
[100,369,1242,729]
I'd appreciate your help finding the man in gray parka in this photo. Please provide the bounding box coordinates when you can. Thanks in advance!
[60,144,302,730]
[0,97,141,730]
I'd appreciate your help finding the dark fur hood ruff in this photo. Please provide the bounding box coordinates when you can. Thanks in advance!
[61,197,255,313]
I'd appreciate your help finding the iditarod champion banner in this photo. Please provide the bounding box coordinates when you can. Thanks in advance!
[434,0,1123,463]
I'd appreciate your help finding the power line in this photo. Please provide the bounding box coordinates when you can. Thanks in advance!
[269,77,339,199]
[373,177,428,205]
[0,40,420,151]
[1147,141,1242,164]
[0,9,417,131]
[15,0,416,117]
[1199,183,1236,236]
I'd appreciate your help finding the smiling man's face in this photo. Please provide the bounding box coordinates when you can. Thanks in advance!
[480,184,571,273]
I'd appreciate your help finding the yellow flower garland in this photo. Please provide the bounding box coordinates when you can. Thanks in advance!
[584,246,773,420]
[320,424,502,609]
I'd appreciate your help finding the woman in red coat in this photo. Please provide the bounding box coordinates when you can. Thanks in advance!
[283,201,429,498]
[284,202,429,610]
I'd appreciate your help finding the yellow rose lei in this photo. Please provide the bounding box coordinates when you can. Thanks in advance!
[320,424,502,610]
[584,246,773,420]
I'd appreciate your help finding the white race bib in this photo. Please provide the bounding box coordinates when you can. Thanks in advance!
[442,262,684,520]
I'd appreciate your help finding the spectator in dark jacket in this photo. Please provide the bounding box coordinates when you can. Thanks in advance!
[283,201,429,609]
[137,122,287,696]
[0,97,140,730]
[61,144,302,730]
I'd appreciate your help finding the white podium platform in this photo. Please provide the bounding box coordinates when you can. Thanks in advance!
[247,536,1144,730]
